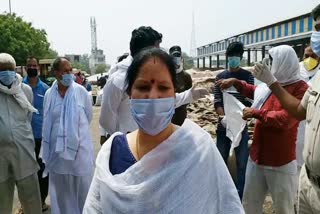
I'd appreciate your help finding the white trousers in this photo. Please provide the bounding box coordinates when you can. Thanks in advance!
[298,165,320,214]
[49,172,92,214]
[0,173,41,214]
[242,159,296,214]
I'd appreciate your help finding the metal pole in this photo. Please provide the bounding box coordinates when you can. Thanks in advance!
[9,0,12,14]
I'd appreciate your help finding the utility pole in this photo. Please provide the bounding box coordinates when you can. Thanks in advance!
[9,0,12,14]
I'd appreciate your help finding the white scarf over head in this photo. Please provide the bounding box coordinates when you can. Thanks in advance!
[0,73,38,113]
[269,45,301,86]
[41,81,80,163]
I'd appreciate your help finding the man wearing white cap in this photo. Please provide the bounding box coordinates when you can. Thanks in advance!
[0,53,42,214]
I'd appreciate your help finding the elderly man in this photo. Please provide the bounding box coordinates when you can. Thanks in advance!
[22,57,49,212]
[0,53,42,214]
[252,4,320,213]
[41,57,94,214]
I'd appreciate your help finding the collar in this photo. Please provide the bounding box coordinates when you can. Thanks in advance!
[23,77,42,88]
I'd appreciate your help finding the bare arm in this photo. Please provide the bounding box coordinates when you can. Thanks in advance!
[269,82,306,121]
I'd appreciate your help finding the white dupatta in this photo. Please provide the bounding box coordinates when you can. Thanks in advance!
[84,119,244,214]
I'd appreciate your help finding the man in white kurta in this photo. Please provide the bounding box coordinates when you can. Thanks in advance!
[0,53,42,214]
[41,57,94,214]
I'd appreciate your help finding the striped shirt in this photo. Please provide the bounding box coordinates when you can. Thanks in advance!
[213,68,254,131]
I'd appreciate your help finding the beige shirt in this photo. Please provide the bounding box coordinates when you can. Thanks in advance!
[0,83,39,182]
[301,71,320,175]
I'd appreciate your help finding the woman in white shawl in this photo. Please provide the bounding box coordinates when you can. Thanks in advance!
[83,48,244,213]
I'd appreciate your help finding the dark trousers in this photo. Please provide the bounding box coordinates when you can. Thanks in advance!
[34,138,49,204]
[216,127,249,201]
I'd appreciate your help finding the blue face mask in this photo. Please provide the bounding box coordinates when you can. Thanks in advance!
[0,71,16,86]
[60,74,74,87]
[130,97,175,136]
[311,31,320,57]
[228,56,241,68]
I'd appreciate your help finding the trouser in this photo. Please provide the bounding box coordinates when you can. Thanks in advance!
[216,127,249,200]
[34,138,49,204]
[49,172,93,214]
[242,159,296,214]
[0,173,42,214]
[298,164,320,214]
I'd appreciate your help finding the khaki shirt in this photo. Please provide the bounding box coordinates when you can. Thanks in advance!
[0,83,39,182]
[301,71,320,175]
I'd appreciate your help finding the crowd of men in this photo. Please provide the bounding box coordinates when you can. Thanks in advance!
[0,3,320,214]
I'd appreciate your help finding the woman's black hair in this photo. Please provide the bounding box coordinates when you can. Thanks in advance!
[129,26,162,57]
[125,47,177,95]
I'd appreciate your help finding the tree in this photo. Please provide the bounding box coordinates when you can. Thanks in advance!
[0,13,55,65]
[95,64,107,74]
[44,48,58,59]
[182,52,194,70]
[71,54,90,73]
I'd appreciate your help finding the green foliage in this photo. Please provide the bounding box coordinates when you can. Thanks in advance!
[0,13,54,65]
[71,54,90,73]
[44,48,58,59]
[95,64,107,74]
[182,52,194,70]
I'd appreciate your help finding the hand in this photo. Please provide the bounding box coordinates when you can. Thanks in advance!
[242,108,254,120]
[191,86,209,100]
[253,59,277,86]
[216,78,236,90]
[220,116,227,128]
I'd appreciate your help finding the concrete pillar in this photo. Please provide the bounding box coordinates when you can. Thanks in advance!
[225,55,228,69]
[247,49,251,66]
[197,58,200,68]
[217,55,220,68]
[255,50,258,63]
[202,57,205,69]
[262,46,266,59]
[209,56,212,69]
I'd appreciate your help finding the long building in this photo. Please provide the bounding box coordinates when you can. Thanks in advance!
[196,12,315,69]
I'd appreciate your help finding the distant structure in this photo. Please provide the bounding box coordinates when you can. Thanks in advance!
[89,17,106,75]
[196,12,314,69]
[190,11,197,58]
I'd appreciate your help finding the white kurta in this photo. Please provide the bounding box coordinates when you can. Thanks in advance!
[42,84,94,214]
[84,119,244,214]
[0,83,38,182]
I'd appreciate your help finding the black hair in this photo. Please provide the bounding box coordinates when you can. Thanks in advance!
[226,42,244,58]
[312,4,320,21]
[52,57,70,72]
[129,26,162,57]
[117,53,129,63]
[125,47,176,95]
[26,56,39,64]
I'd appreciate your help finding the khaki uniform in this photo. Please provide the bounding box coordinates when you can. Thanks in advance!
[299,71,320,213]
